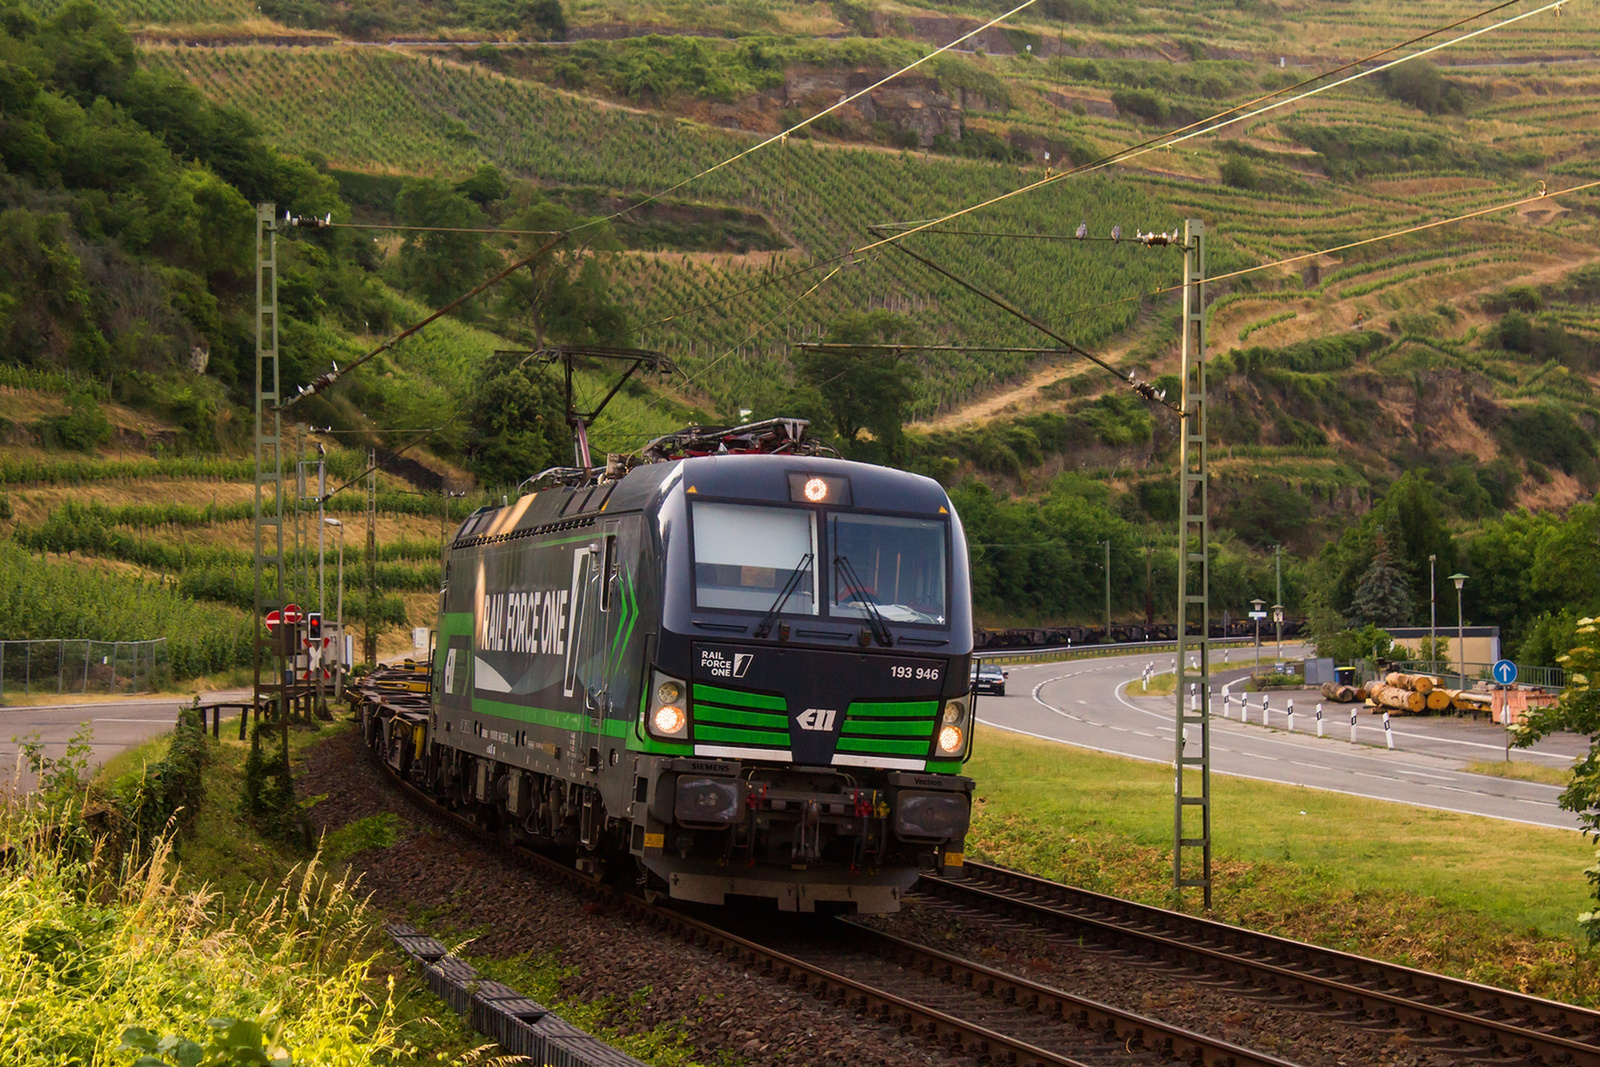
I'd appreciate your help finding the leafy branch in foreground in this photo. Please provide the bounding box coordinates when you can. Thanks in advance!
[1518,616,1600,938]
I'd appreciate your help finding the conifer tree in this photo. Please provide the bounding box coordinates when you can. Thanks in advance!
[1347,533,1413,627]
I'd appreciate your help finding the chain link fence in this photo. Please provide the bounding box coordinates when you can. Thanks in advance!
[0,638,168,698]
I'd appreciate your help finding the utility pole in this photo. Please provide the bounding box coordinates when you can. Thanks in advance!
[1104,540,1112,639]
[1145,541,1154,627]
[1273,545,1283,652]
[325,517,345,700]
[365,452,378,669]
[252,203,286,744]
[315,442,326,717]
[1173,219,1211,909]
[1429,553,1437,668]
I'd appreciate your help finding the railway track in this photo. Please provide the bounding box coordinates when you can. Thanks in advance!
[914,860,1600,1067]
[359,716,1298,1066]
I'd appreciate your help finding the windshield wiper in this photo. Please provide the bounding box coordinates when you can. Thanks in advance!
[834,554,893,647]
[754,551,813,639]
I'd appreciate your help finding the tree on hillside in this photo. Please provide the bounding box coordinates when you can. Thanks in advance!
[395,178,488,306]
[496,186,628,348]
[464,349,569,486]
[794,310,916,461]
[1347,533,1412,628]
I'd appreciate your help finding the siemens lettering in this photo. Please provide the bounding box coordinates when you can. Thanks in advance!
[479,589,570,654]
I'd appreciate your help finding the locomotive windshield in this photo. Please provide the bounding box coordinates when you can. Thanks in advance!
[691,500,947,626]
[829,513,947,625]
[692,502,819,613]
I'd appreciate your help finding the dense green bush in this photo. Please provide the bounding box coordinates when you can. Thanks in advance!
[1379,59,1464,115]
[1220,156,1259,190]
[1111,87,1169,124]
[1500,405,1598,485]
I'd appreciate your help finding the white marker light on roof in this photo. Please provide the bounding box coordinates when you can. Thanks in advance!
[803,477,828,502]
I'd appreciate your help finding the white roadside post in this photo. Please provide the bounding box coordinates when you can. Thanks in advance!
[1382,711,1395,749]
[1262,693,1271,727]
[1287,699,1295,732]
[1315,702,1324,737]
[1223,692,1232,720]
[1350,706,1358,743]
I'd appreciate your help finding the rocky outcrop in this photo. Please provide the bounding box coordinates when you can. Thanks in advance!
[782,68,962,146]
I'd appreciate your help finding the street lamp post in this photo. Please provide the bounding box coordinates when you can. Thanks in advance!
[325,517,345,699]
[1250,597,1266,675]
[1450,573,1468,688]
[1429,553,1437,671]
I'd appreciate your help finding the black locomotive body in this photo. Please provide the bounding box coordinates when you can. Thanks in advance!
[368,446,976,913]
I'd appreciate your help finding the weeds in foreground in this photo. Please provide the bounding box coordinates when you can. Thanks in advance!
[0,791,403,1065]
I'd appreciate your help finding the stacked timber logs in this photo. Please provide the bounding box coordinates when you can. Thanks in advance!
[1362,671,1492,714]
[1369,681,1427,713]
[1320,681,1359,702]
[1385,671,1435,694]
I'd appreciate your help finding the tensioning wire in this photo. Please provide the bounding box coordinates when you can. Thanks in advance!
[569,0,1041,234]
[858,0,1577,256]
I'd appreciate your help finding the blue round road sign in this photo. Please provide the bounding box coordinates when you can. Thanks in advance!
[1492,659,1517,685]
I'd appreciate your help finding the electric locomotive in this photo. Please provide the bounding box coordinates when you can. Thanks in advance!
[371,419,975,913]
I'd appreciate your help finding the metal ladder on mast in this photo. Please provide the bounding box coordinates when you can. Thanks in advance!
[1173,219,1212,908]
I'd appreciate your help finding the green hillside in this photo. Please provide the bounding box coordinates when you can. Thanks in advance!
[2,0,1599,662]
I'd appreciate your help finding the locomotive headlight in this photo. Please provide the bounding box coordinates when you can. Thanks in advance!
[803,476,828,502]
[647,670,690,740]
[937,724,964,754]
[653,704,687,736]
[942,699,966,724]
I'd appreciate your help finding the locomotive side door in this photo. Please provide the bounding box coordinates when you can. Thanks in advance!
[568,524,621,773]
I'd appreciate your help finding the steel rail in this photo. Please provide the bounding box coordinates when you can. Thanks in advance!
[919,861,1600,1066]
[820,920,1303,1067]
[354,697,1296,1067]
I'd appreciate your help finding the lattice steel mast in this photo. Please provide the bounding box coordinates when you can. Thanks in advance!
[1173,219,1211,908]
[253,204,285,728]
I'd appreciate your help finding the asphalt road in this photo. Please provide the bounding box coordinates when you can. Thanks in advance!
[975,651,1584,831]
[0,692,247,794]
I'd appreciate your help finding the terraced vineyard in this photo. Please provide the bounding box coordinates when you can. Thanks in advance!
[146,23,1600,421]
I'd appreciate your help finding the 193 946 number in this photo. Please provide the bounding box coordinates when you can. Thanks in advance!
[890,665,941,681]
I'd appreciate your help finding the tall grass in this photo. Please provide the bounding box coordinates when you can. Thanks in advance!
[0,803,401,1066]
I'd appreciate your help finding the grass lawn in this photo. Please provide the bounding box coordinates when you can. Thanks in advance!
[1129,672,1177,697]
[1465,758,1574,786]
[965,727,1600,1004]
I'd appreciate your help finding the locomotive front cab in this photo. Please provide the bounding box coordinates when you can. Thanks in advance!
[630,455,976,913]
